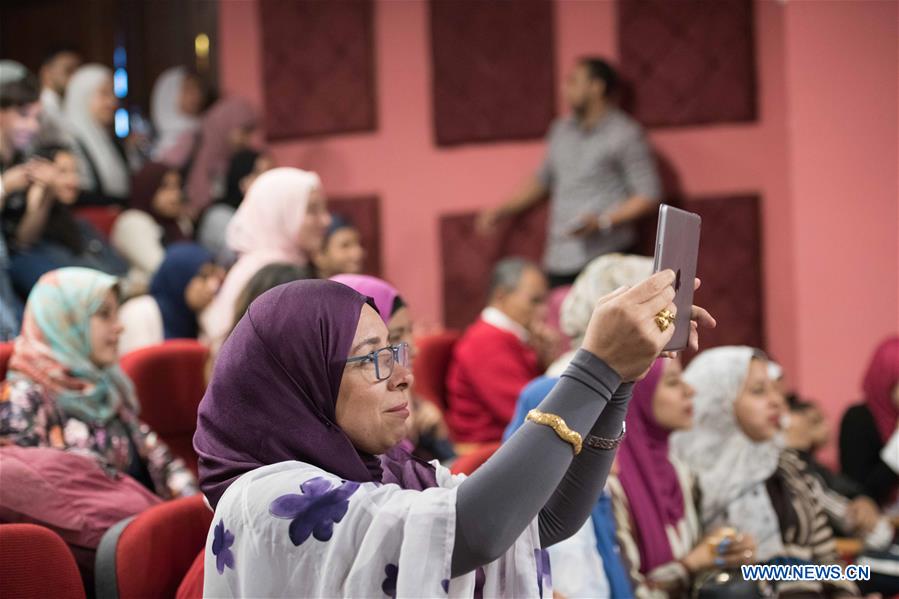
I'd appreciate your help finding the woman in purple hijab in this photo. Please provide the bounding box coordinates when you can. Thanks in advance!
[194,273,713,597]
[609,357,757,597]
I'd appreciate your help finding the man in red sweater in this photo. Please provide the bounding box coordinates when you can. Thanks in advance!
[446,258,555,444]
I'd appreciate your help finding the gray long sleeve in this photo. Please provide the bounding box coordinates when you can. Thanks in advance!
[451,349,628,576]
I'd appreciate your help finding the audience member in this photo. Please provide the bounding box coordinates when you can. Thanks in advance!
[610,358,757,598]
[118,243,222,355]
[4,145,128,296]
[111,162,192,281]
[149,66,206,164]
[184,96,256,217]
[313,215,366,278]
[199,167,330,349]
[36,44,82,145]
[479,58,660,287]
[672,347,859,598]
[550,252,653,375]
[332,273,455,463]
[840,336,899,509]
[194,272,702,595]
[445,257,554,445]
[62,64,131,205]
[0,267,197,499]
[197,148,274,263]
[785,397,894,553]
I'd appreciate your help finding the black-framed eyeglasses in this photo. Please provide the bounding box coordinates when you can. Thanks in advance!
[345,342,410,382]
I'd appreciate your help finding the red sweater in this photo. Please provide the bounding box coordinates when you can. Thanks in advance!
[445,319,541,443]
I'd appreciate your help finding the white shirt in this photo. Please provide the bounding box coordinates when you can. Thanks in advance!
[118,295,164,356]
[480,307,529,342]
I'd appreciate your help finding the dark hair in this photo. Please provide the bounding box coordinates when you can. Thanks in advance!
[324,214,357,245]
[391,295,406,318]
[0,73,40,109]
[786,393,816,413]
[231,263,314,330]
[579,57,618,98]
[182,67,218,111]
[488,257,540,300]
[41,43,81,68]
[33,143,74,161]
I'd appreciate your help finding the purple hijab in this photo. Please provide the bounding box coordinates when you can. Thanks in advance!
[330,274,401,324]
[194,279,435,509]
[616,359,686,573]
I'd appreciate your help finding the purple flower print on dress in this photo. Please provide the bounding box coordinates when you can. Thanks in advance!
[535,548,552,598]
[269,476,360,546]
[382,563,398,598]
[211,520,235,574]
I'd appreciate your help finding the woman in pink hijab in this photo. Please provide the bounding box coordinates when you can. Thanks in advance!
[200,167,331,348]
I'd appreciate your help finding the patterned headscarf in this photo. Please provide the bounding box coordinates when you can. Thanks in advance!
[8,268,136,424]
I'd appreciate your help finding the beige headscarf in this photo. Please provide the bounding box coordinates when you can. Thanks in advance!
[547,253,653,376]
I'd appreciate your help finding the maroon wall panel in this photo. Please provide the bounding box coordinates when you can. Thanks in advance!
[441,204,548,329]
[440,195,764,353]
[328,195,382,277]
[259,0,376,141]
[430,0,556,146]
[618,0,757,128]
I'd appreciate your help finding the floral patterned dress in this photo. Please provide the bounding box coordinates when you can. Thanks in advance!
[203,460,549,598]
[0,378,196,499]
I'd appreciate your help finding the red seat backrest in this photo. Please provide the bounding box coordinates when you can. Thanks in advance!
[111,495,212,599]
[0,342,13,380]
[412,331,461,411]
[119,340,209,474]
[450,441,502,475]
[175,550,205,599]
[72,206,122,241]
[0,523,86,599]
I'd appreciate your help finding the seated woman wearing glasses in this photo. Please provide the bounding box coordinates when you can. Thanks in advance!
[194,275,714,597]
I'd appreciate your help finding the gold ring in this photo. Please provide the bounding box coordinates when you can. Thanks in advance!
[655,309,676,332]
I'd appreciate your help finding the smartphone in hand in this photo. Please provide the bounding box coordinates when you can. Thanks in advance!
[652,204,701,351]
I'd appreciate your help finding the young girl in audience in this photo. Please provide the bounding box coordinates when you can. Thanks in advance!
[111,162,193,281]
[4,145,128,296]
[194,273,706,596]
[62,64,132,206]
[313,215,366,278]
[118,243,223,355]
[672,347,860,598]
[331,273,455,462]
[184,97,256,218]
[197,148,274,263]
[0,267,196,498]
[840,336,899,510]
[199,167,330,350]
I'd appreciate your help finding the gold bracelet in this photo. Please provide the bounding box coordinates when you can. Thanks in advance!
[526,409,582,455]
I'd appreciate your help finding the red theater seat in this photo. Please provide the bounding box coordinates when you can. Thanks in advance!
[0,523,86,599]
[451,441,502,475]
[95,495,212,599]
[175,550,205,599]
[0,342,13,380]
[119,340,209,474]
[413,331,461,411]
[73,206,122,241]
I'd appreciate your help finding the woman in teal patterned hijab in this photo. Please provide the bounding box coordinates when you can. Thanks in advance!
[1,267,197,498]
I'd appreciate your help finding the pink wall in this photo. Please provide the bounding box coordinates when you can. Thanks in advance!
[218,0,897,438]
[783,0,898,453]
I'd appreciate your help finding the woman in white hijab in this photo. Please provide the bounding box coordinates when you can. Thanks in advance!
[63,64,130,204]
[671,347,859,598]
[150,67,202,165]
